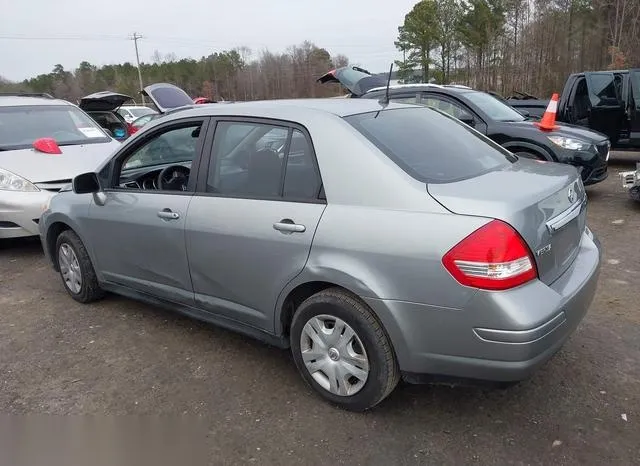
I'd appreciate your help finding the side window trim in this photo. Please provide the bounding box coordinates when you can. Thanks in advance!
[195,116,325,204]
[389,93,420,104]
[422,93,482,124]
[104,116,210,194]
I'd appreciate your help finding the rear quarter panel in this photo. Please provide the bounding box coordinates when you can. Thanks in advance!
[295,204,490,308]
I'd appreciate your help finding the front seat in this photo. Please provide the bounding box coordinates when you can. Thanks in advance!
[245,148,283,197]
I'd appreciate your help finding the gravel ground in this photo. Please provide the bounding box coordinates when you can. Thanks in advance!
[1,154,639,465]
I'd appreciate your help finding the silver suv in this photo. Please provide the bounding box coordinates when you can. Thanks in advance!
[39,90,601,411]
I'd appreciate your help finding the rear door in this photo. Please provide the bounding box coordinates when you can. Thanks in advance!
[584,72,625,143]
[185,118,326,332]
[628,69,640,146]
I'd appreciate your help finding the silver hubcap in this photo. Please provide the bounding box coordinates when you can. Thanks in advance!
[58,243,82,294]
[300,314,369,396]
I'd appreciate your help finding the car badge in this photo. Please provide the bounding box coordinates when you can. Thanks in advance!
[536,244,552,257]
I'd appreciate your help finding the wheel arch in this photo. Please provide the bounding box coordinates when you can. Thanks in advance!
[277,281,356,341]
[46,221,73,271]
[502,141,555,161]
[43,214,95,273]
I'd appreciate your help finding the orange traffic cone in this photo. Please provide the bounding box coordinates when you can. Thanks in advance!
[534,93,560,131]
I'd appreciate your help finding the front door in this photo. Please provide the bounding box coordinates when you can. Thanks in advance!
[628,69,640,147]
[583,72,626,145]
[86,118,209,304]
[185,119,326,332]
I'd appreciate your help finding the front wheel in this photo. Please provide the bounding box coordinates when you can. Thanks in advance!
[56,230,104,303]
[290,288,399,411]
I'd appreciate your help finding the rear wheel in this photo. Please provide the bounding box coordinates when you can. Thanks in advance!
[290,288,399,411]
[56,230,104,303]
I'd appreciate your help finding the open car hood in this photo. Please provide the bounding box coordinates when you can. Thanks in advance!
[141,83,195,113]
[79,91,133,112]
[317,66,387,97]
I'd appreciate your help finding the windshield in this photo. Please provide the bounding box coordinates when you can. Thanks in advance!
[129,107,156,118]
[0,105,109,150]
[345,107,514,184]
[464,91,527,122]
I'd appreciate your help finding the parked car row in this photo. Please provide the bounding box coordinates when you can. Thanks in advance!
[0,83,195,239]
[319,67,611,186]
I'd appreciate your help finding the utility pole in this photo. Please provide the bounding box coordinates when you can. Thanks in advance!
[130,32,145,105]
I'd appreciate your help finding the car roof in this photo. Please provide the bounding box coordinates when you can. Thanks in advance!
[365,84,474,95]
[161,98,416,120]
[0,95,71,107]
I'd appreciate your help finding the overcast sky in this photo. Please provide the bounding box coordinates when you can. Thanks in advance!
[0,0,416,82]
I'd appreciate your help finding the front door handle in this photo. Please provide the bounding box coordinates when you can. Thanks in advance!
[157,209,180,220]
[273,219,305,233]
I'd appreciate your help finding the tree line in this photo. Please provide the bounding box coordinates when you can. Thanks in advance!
[395,0,640,97]
[1,0,639,101]
[0,41,347,103]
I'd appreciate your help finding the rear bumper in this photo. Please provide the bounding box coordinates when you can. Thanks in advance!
[365,228,601,383]
[0,191,54,239]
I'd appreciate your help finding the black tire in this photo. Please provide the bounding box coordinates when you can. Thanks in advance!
[290,288,400,411]
[55,230,104,303]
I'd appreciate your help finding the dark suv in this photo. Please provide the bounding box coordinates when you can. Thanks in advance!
[318,67,611,186]
[506,69,640,150]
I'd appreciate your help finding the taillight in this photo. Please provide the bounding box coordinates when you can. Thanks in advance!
[442,219,537,290]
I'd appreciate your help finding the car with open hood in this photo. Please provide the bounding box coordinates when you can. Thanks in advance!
[0,93,120,239]
[318,66,611,186]
[79,91,134,141]
[39,97,600,411]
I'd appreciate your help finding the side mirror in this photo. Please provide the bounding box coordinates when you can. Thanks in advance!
[459,113,475,126]
[520,109,531,117]
[73,172,100,194]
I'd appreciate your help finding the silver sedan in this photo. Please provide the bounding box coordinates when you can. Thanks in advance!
[0,94,120,239]
[39,92,601,411]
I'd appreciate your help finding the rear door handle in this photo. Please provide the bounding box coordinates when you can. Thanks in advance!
[273,219,305,233]
[157,209,180,220]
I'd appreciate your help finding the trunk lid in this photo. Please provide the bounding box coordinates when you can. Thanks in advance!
[317,66,387,97]
[79,91,133,112]
[141,83,195,113]
[428,158,587,285]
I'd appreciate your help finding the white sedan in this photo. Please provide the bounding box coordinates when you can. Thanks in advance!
[0,93,120,239]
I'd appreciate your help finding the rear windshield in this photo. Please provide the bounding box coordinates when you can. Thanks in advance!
[345,107,514,183]
[0,105,109,150]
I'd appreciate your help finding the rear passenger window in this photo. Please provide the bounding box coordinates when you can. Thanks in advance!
[283,130,320,200]
[207,122,321,201]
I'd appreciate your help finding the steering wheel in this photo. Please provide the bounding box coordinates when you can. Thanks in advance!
[157,164,190,191]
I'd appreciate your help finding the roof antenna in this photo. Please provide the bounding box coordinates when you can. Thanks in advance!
[379,63,393,106]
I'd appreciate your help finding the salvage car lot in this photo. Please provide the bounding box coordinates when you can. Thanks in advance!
[1,154,639,464]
